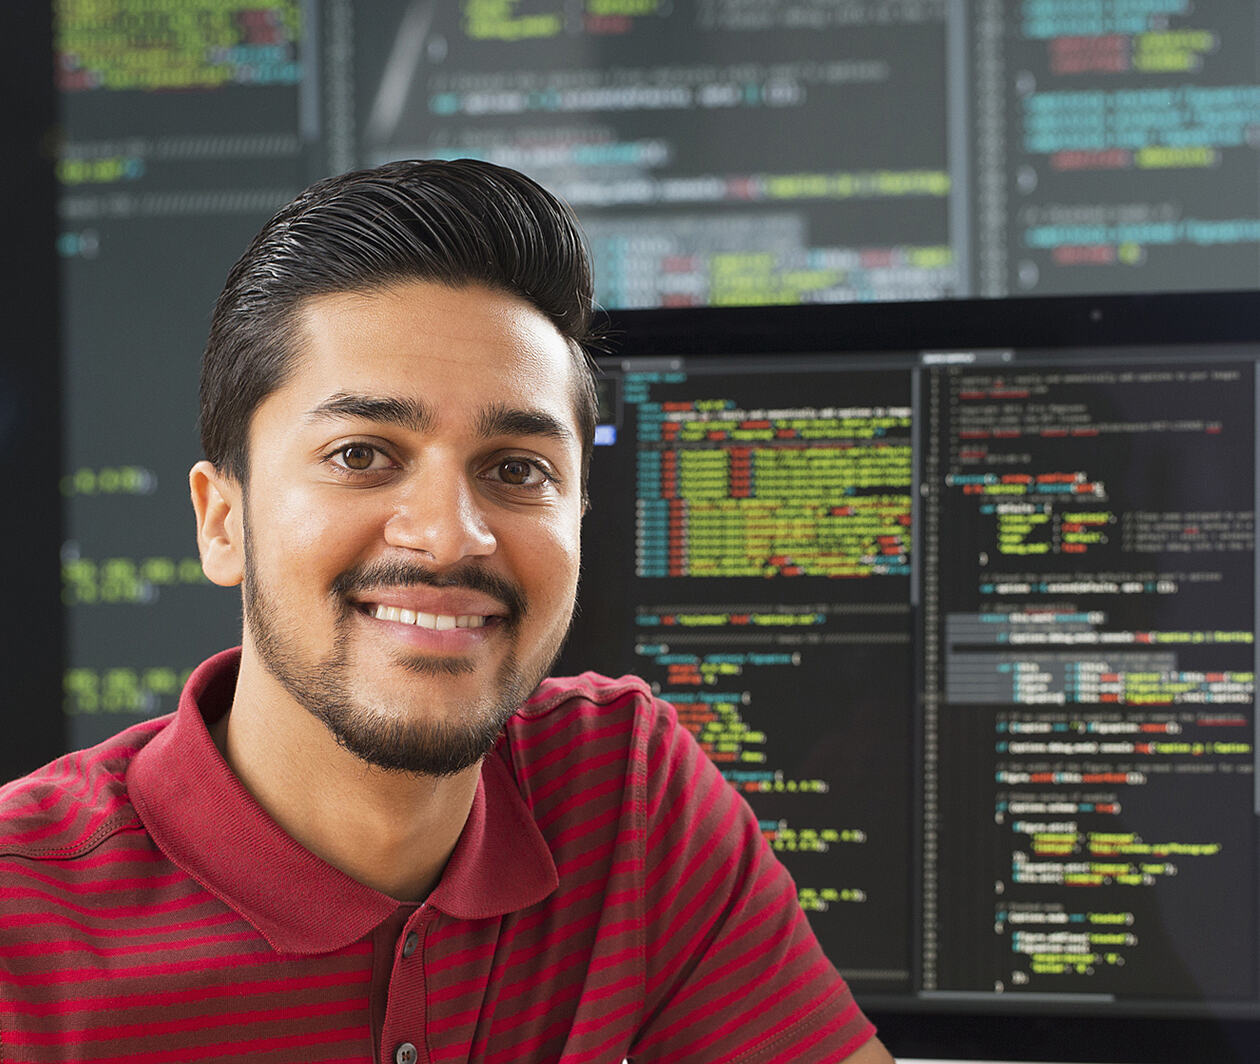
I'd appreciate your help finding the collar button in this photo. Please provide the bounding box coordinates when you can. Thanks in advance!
[402,931,419,958]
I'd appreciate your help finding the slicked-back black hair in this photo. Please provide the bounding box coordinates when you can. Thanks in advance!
[199,159,599,495]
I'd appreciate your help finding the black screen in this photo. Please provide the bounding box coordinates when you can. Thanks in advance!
[555,294,1260,1061]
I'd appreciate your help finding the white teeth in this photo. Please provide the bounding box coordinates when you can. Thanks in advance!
[371,604,486,630]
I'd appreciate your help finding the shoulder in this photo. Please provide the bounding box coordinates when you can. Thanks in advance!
[501,672,728,838]
[516,671,660,723]
[504,672,685,782]
[501,672,658,796]
[0,716,168,860]
[497,672,703,846]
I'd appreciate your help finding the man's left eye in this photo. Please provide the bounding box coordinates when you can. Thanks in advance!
[492,458,549,487]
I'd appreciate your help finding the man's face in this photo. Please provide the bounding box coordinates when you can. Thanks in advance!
[235,281,584,775]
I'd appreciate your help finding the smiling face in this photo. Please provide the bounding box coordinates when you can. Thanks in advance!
[204,281,585,775]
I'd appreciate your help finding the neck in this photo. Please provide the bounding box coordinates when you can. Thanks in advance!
[211,651,480,902]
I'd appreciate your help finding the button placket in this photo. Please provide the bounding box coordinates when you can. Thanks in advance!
[381,906,434,1064]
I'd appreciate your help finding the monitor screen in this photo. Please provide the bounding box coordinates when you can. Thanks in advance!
[56,0,1260,313]
[554,292,1260,1062]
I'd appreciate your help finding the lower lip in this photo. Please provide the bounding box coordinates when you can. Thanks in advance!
[355,608,502,653]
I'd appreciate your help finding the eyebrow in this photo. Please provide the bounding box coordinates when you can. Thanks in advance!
[305,393,434,432]
[305,393,575,446]
[476,402,576,446]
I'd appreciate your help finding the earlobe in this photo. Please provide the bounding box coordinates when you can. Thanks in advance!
[190,460,245,587]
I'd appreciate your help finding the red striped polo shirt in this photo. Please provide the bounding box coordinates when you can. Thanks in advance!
[0,648,875,1063]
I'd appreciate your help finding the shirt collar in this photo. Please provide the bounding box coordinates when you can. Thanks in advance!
[128,648,557,954]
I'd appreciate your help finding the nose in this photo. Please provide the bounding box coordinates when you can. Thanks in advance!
[382,468,497,564]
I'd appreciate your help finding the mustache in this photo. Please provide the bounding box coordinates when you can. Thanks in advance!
[330,559,527,624]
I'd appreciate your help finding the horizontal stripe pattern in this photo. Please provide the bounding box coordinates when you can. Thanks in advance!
[1,720,374,1062]
[1,658,872,1062]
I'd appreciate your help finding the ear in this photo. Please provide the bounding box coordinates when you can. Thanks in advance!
[190,460,245,587]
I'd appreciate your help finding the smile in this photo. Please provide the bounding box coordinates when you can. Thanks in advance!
[368,604,488,630]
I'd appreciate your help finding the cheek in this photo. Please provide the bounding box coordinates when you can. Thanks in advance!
[509,512,582,606]
[248,483,383,579]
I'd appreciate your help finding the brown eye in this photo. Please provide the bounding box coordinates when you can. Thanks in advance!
[499,459,534,485]
[341,445,377,470]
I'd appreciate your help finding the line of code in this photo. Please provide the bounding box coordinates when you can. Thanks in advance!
[57,0,302,91]
[1004,1,1260,294]
[631,373,911,578]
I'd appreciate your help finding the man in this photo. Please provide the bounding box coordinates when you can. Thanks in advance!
[0,160,893,1063]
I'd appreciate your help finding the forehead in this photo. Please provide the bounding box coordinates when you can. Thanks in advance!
[276,281,577,420]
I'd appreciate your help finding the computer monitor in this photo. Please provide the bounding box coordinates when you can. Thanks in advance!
[556,291,1260,1063]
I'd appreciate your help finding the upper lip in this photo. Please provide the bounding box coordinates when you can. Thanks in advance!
[350,589,510,618]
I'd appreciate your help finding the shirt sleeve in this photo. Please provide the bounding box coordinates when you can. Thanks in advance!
[628,696,877,1064]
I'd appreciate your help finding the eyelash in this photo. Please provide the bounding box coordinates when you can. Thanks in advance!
[322,442,560,491]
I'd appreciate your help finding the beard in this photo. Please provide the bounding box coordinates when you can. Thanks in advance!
[241,530,568,777]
